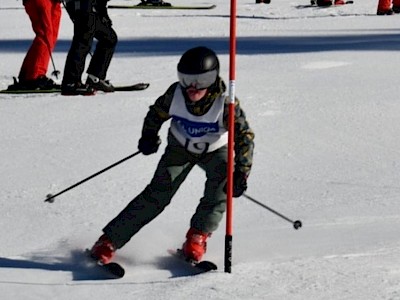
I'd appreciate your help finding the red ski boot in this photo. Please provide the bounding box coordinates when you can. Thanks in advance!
[182,228,210,262]
[90,234,116,264]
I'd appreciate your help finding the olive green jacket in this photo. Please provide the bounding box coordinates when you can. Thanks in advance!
[141,77,255,176]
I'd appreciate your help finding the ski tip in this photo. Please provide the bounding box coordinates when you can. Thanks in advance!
[196,260,218,272]
[113,82,150,91]
[103,262,125,279]
[139,82,150,89]
[85,249,125,279]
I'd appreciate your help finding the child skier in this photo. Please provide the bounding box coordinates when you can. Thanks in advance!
[89,46,255,264]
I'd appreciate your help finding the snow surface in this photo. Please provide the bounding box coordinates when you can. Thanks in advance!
[1,0,400,299]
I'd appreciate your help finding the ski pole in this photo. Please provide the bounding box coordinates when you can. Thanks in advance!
[44,28,60,79]
[49,53,60,79]
[242,193,302,230]
[45,151,141,203]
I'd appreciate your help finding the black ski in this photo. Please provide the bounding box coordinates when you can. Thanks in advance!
[108,4,216,10]
[86,250,125,279]
[296,0,353,8]
[168,249,217,273]
[0,82,149,94]
[95,262,125,279]
[114,82,149,91]
[310,0,354,4]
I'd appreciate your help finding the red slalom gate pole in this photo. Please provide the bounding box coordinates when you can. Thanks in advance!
[225,0,237,274]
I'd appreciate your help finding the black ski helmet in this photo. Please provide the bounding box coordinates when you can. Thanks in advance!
[178,46,219,75]
[177,47,219,89]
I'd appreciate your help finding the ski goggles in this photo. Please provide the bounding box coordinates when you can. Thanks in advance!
[178,70,218,90]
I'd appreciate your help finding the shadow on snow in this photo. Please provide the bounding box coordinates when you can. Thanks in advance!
[1,33,400,55]
[0,251,211,281]
[0,250,119,281]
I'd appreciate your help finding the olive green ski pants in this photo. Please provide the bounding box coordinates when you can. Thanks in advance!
[103,135,228,249]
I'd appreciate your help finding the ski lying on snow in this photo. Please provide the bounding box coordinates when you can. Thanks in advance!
[114,83,150,91]
[310,0,354,4]
[0,83,150,94]
[168,249,217,273]
[108,4,216,10]
[0,88,61,94]
[86,249,125,279]
[297,0,353,8]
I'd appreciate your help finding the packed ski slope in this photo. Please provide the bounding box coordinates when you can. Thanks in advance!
[1,0,400,299]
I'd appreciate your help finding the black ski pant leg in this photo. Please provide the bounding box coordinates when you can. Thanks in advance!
[86,19,117,80]
[103,143,195,250]
[62,12,96,84]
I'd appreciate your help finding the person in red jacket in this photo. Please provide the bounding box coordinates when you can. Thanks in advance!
[377,0,400,14]
[8,0,61,90]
